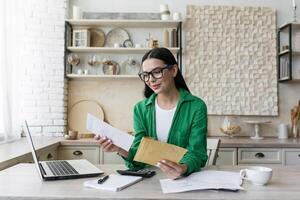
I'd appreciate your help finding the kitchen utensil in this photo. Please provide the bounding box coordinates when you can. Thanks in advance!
[69,100,105,134]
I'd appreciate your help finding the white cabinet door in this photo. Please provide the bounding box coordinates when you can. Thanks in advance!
[37,145,58,161]
[58,146,100,164]
[283,149,300,165]
[238,148,282,165]
[216,148,237,165]
[102,151,124,164]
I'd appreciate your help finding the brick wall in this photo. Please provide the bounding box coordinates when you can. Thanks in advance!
[20,0,68,136]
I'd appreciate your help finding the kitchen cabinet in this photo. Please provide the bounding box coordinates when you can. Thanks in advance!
[37,145,58,161]
[216,148,237,165]
[238,148,282,165]
[217,147,300,166]
[282,148,300,165]
[102,152,124,164]
[58,145,100,164]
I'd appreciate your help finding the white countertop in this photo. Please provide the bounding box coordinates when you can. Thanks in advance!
[0,164,300,200]
[0,137,62,163]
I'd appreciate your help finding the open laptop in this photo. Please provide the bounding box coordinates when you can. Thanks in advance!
[25,120,103,181]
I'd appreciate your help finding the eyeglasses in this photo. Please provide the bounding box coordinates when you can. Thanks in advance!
[138,65,173,82]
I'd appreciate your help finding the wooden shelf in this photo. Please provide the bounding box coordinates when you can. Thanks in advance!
[66,19,182,28]
[67,74,139,80]
[67,47,180,54]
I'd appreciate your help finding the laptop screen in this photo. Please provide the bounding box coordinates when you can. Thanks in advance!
[25,120,44,180]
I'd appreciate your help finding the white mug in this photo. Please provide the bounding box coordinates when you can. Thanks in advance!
[277,123,288,139]
[240,166,272,185]
[84,69,89,75]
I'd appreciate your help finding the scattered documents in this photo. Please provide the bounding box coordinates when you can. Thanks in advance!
[160,170,244,193]
[84,174,143,192]
[86,113,134,151]
[133,137,187,166]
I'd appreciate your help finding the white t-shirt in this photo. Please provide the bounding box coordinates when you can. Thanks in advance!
[155,98,177,142]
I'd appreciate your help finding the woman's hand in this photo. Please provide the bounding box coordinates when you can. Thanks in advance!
[157,160,187,179]
[95,135,120,152]
[94,135,129,158]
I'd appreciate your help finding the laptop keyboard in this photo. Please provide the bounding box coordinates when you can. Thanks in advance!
[46,160,79,176]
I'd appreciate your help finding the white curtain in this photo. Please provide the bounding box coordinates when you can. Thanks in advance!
[0,0,21,143]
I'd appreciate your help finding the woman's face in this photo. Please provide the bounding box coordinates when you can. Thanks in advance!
[142,58,177,94]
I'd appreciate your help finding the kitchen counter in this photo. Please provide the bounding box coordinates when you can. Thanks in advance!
[0,137,62,163]
[0,164,300,200]
[1,136,300,170]
[212,137,300,148]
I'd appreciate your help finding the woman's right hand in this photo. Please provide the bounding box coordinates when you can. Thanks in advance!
[94,135,120,153]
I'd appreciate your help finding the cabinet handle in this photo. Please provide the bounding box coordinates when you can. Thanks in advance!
[47,153,53,160]
[255,152,265,158]
[73,150,83,156]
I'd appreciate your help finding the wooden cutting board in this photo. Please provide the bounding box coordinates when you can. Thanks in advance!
[68,100,105,134]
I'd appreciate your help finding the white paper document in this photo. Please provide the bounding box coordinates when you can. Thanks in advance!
[84,174,143,192]
[160,170,244,194]
[86,113,134,151]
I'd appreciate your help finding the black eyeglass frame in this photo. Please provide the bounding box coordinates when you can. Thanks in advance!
[138,64,174,82]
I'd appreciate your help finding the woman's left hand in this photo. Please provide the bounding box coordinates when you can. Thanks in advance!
[157,160,187,179]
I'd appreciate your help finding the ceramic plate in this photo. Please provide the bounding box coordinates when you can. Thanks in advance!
[68,100,105,134]
[105,28,130,47]
[90,28,105,47]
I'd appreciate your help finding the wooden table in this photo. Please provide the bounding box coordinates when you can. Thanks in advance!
[0,164,299,200]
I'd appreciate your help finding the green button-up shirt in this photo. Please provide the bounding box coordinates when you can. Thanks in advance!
[124,88,208,175]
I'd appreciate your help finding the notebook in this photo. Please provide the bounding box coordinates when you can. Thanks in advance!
[84,174,143,192]
[25,120,103,181]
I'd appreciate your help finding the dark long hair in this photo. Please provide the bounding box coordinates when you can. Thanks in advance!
[141,47,190,98]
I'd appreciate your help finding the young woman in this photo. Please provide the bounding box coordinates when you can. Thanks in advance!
[96,48,208,179]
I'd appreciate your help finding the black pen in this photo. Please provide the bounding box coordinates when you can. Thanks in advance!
[98,175,109,184]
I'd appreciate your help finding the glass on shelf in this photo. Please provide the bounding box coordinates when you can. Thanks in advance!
[123,57,141,75]
[67,53,80,65]
[102,59,120,75]
[88,55,101,66]
[220,116,241,138]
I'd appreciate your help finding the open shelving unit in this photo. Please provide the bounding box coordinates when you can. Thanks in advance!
[278,22,300,82]
[64,19,182,79]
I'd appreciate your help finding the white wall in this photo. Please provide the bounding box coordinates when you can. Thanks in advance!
[20,0,68,136]
[67,0,300,137]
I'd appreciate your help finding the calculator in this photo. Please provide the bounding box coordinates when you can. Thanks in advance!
[116,169,156,178]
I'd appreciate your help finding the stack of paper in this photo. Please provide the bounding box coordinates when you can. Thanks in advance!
[86,113,134,151]
[84,174,143,192]
[160,170,244,193]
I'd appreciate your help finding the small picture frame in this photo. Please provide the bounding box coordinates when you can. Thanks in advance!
[72,29,90,47]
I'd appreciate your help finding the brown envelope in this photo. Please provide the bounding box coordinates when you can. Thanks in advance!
[133,137,188,166]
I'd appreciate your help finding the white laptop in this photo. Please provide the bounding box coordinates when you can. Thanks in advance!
[25,120,103,181]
